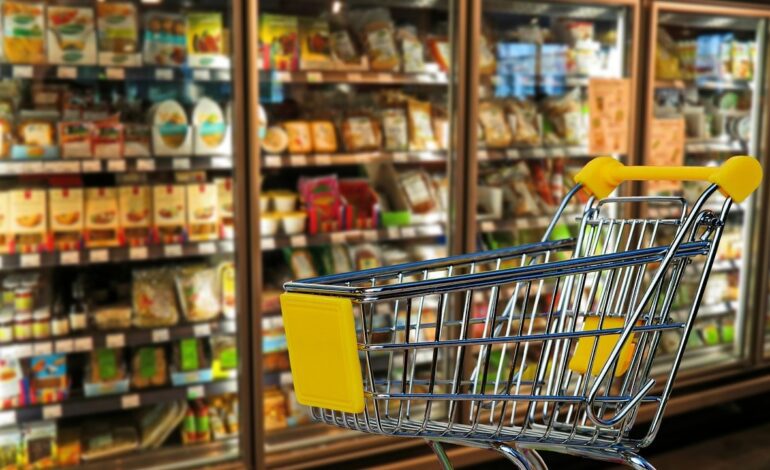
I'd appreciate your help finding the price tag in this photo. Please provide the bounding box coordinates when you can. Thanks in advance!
[289,155,307,166]
[215,69,232,81]
[211,157,231,168]
[129,246,148,260]
[531,148,546,158]
[187,385,205,399]
[172,158,191,170]
[33,342,52,355]
[57,66,77,79]
[135,159,154,171]
[107,159,126,172]
[417,74,433,83]
[275,71,290,82]
[89,249,109,263]
[82,160,101,172]
[106,334,125,348]
[60,251,80,265]
[20,253,41,268]
[401,227,417,238]
[198,242,217,254]
[280,372,293,386]
[193,69,211,81]
[506,149,520,159]
[387,227,400,239]
[363,230,378,242]
[193,324,211,337]
[347,72,363,81]
[164,244,183,257]
[55,339,74,353]
[264,156,281,168]
[121,394,140,409]
[12,66,33,78]
[478,150,489,160]
[105,67,125,80]
[42,404,62,420]
[377,73,394,83]
[155,68,174,80]
[290,235,307,247]
[306,71,323,83]
[314,154,332,165]
[330,232,347,244]
[152,328,170,343]
[44,161,80,173]
[15,344,32,358]
[220,240,235,252]
[481,221,496,232]
[392,152,408,163]
[75,337,93,351]
[0,411,15,427]
[261,238,276,250]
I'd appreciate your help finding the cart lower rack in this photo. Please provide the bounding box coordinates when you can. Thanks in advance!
[280,156,762,469]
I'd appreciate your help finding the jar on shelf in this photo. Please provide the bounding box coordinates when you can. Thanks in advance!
[50,297,69,338]
[13,312,32,341]
[0,309,13,343]
[32,309,51,339]
[1,278,16,308]
[14,287,33,314]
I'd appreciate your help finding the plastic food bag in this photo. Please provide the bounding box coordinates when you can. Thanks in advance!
[132,268,179,328]
[131,346,168,389]
[175,266,221,322]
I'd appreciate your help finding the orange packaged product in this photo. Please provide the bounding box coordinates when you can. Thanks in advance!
[342,115,380,152]
[309,121,337,153]
[85,187,120,248]
[49,188,84,251]
[397,170,437,214]
[283,121,312,154]
[3,2,46,64]
[186,183,218,242]
[407,100,438,151]
[118,185,151,247]
[478,101,512,148]
[9,189,48,253]
[0,118,11,158]
[153,185,187,244]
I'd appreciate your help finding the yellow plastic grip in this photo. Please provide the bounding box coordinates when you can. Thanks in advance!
[574,156,763,202]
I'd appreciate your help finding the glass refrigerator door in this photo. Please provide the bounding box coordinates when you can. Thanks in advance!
[255,0,460,466]
[0,0,247,468]
[472,0,638,251]
[646,2,767,373]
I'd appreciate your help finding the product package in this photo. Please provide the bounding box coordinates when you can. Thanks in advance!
[175,265,221,322]
[0,427,21,469]
[186,183,219,242]
[298,175,342,233]
[47,6,97,65]
[339,179,379,230]
[92,304,132,330]
[3,2,46,64]
[48,188,84,252]
[22,421,57,469]
[132,267,180,328]
[329,28,368,70]
[143,12,186,66]
[10,189,48,253]
[354,8,400,71]
[84,348,129,397]
[192,97,229,155]
[210,335,237,379]
[12,117,59,160]
[342,115,381,151]
[407,100,438,151]
[215,178,234,239]
[85,187,119,248]
[261,126,289,154]
[381,108,408,151]
[131,346,168,389]
[59,121,93,158]
[138,401,187,449]
[258,14,298,71]
[478,101,512,148]
[92,119,124,158]
[81,422,137,461]
[151,99,192,156]
[29,354,68,405]
[218,261,236,319]
[348,244,381,271]
[283,121,312,154]
[118,185,151,246]
[171,338,212,386]
[299,17,332,70]
[96,2,140,66]
[186,12,226,68]
[398,27,424,72]
[123,124,151,157]
[397,170,438,214]
[309,121,337,153]
[152,185,187,244]
[0,192,10,253]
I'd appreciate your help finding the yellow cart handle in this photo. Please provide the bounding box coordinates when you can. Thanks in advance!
[574,156,763,202]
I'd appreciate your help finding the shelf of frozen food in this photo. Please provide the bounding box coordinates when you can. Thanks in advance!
[478,213,583,233]
[671,301,739,321]
[0,319,237,359]
[0,240,235,271]
[482,74,590,88]
[261,224,445,251]
[654,78,753,91]
[259,69,448,85]
[77,437,239,470]
[6,379,237,425]
[685,139,746,154]
[482,0,621,19]
[262,150,446,168]
[0,64,232,83]
[0,156,233,176]
[478,146,593,161]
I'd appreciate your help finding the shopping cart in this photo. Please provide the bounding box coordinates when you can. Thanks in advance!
[279,156,762,470]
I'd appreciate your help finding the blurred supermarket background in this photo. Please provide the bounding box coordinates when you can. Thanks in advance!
[0,0,767,468]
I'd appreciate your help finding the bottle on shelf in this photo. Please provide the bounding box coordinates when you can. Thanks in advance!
[69,279,89,332]
[51,294,70,338]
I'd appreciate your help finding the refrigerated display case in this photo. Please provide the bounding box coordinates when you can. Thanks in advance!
[467,0,640,251]
[253,0,466,466]
[644,1,769,374]
[0,0,252,468]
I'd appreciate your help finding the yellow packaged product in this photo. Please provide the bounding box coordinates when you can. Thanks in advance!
[0,192,9,254]
[186,183,218,242]
[342,116,380,151]
[407,100,438,151]
[309,121,337,153]
[10,189,47,253]
[118,185,151,247]
[215,178,234,239]
[49,188,84,252]
[3,2,46,64]
[284,121,312,154]
[478,101,512,148]
[85,187,119,248]
[152,185,186,244]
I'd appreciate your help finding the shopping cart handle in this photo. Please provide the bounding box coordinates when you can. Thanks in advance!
[574,156,762,202]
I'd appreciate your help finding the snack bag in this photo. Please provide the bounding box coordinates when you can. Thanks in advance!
[143,12,186,66]
[175,266,221,322]
[3,2,46,64]
[132,268,179,328]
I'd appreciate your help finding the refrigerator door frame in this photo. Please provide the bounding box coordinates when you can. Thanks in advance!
[644,0,770,382]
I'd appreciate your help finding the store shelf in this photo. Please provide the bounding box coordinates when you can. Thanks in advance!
[78,437,239,470]
[261,224,445,251]
[483,74,590,88]
[478,145,592,161]
[260,69,448,85]
[0,156,232,176]
[478,213,582,233]
[6,379,238,425]
[685,138,746,154]
[0,64,231,82]
[0,240,234,271]
[654,78,753,91]
[0,319,236,359]
[262,150,446,168]
[671,301,739,320]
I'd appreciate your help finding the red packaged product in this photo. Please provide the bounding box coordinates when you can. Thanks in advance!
[298,175,342,234]
[339,179,379,230]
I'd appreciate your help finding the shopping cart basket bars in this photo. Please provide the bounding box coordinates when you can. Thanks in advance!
[280,156,762,470]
